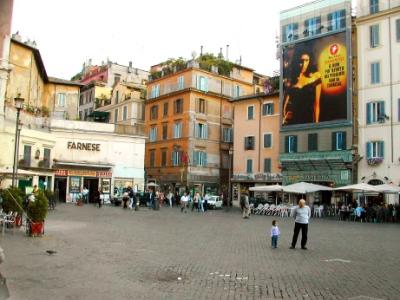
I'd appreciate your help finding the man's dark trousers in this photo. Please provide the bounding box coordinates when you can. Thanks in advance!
[291,222,308,248]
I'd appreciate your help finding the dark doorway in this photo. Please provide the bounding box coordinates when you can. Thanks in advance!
[55,177,67,202]
[84,178,99,203]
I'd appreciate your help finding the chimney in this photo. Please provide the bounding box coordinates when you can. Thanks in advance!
[200,45,203,57]
[226,45,229,61]
[129,61,132,68]
[12,31,22,41]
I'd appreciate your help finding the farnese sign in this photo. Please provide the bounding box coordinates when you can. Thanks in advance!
[67,141,100,151]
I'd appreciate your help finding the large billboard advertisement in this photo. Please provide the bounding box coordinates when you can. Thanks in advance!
[282,32,348,126]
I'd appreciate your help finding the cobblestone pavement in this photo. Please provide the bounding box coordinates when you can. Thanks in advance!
[1,204,399,300]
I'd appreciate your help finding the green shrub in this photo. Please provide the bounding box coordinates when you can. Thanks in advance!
[27,190,48,222]
[0,187,23,214]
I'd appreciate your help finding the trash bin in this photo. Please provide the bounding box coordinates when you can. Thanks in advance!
[154,198,160,210]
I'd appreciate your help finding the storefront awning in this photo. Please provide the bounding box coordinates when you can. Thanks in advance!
[53,160,114,169]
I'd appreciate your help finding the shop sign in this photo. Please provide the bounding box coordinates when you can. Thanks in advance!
[68,170,97,177]
[67,141,101,151]
[97,171,112,178]
[55,169,68,176]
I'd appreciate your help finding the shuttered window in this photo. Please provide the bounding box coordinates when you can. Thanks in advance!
[332,131,346,151]
[263,133,272,148]
[264,158,271,173]
[308,133,318,151]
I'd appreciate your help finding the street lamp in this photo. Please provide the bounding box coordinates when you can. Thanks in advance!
[12,95,24,188]
[228,146,233,207]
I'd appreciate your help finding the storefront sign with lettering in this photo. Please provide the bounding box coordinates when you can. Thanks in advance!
[67,142,100,151]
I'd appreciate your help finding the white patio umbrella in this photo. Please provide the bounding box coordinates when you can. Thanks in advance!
[374,184,400,193]
[334,183,379,192]
[146,182,159,187]
[283,182,333,194]
[249,184,283,205]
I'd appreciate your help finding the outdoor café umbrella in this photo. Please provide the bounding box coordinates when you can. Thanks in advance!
[146,182,159,187]
[374,183,400,193]
[283,182,333,194]
[334,183,379,192]
[249,184,283,205]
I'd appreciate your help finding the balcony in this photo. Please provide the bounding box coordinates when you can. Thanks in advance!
[366,157,383,166]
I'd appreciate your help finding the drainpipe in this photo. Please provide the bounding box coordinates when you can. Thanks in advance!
[258,97,262,173]
[388,16,394,163]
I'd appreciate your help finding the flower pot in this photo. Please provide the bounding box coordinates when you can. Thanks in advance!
[29,221,44,236]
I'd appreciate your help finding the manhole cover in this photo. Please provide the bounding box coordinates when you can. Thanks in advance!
[156,269,182,282]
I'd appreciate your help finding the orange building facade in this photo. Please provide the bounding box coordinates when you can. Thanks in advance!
[145,59,263,197]
[231,91,281,204]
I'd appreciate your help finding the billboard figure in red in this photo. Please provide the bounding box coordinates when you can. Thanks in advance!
[282,48,322,125]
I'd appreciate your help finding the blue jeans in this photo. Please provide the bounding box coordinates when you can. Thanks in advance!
[271,235,278,248]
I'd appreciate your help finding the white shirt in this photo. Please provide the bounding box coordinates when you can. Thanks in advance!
[181,195,189,203]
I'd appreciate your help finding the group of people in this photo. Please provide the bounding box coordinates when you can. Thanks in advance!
[339,201,399,223]
[178,192,209,213]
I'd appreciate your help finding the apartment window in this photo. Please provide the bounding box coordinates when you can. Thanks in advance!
[195,123,208,139]
[233,85,241,98]
[177,76,184,90]
[114,109,118,123]
[57,93,66,107]
[161,150,167,167]
[304,16,321,37]
[246,159,253,174]
[150,105,158,120]
[149,150,155,168]
[244,136,255,150]
[308,133,318,151]
[197,98,206,114]
[163,102,168,117]
[162,123,168,140]
[172,150,181,166]
[366,141,384,159]
[285,135,297,153]
[332,131,346,151]
[247,106,254,120]
[282,23,298,42]
[149,127,157,142]
[367,101,385,124]
[23,145,31,166]
[327,10,346,31]
[173,122,182,138]
[123,106,128,121]
[370,24,380,48]
[193,151,207,167]
[115,90,119,104]
[371,62,380,84]
[174,99,183,114]
[197,76,208,92]
[264,158,271,173]
[370,0,379,14]
[150,84,160,98]
[43,148,51,168]
[222,127,233,143]
[263,133,272,148]
[262,103,274,116]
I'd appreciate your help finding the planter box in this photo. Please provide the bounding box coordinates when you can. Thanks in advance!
[29,221,44,236]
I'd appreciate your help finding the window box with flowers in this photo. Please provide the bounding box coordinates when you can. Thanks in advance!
[367,157,383,166]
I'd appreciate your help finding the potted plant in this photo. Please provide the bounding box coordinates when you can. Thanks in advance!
[0,187,24,226]
[27,190,48,236]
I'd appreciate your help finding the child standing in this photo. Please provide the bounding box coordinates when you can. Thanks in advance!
[270,220,280,248]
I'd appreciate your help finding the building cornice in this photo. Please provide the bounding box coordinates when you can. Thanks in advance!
[356,6,400,24]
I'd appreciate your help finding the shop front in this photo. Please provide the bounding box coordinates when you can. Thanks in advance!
[53,166,112,203]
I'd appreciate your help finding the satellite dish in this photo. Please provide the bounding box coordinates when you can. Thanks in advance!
[191,51,197,59]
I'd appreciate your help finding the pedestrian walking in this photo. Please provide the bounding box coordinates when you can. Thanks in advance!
[180,192,189,213]
[93,189,101,208]
[270,220,280,249]
[241,193,250,219]
[148,190,155,209]
[167,191,173,207]
[290,199,311,250]
[192,192,200,211]
[82,186,89,204]
[203,193,208,212]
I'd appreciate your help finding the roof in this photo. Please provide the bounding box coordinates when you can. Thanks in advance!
[11,38,48,82]
[48,77,84,86]
[11,38,82,87]
[230,91,279,102]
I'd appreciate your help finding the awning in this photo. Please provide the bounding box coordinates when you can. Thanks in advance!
[283,182,333,194]
[53,160,114,169]
[0,168,41,177]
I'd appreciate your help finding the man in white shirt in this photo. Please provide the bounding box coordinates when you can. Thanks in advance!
[180,192,189,213]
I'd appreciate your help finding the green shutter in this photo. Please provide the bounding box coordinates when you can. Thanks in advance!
[293,136,297,153]
[379,141,384,158]
[341,132,347,150]
[285,136,289,153]
[366,142,372,159]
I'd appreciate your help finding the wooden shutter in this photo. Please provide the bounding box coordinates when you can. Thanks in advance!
[366,142,372,159]
[340,9,346,28]
[341,132,347,150]
[366,103,372,124]
[285,136,289,153]
[293,136,298,153]
[327,13,332,31]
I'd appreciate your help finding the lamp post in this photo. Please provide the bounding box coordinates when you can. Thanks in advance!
[12,95,24,188]
[228,146,233,207]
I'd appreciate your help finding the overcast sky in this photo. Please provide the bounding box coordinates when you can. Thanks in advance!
[12,0,308,80]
